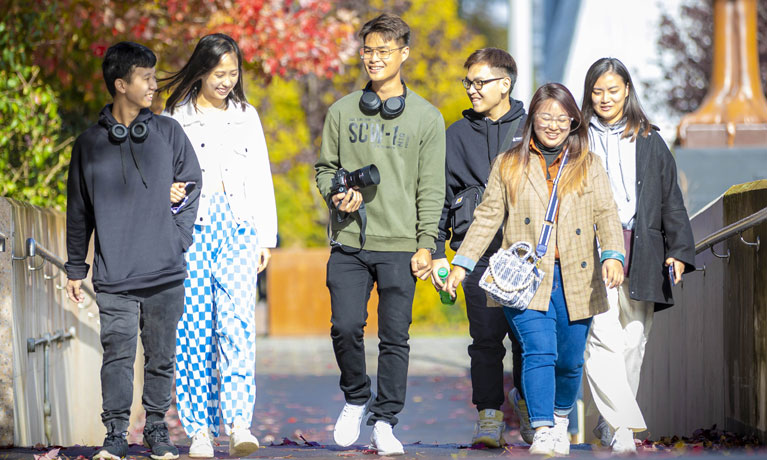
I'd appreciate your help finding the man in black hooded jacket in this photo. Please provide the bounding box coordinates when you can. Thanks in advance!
[431,48,529,448]
[65,42,201,460]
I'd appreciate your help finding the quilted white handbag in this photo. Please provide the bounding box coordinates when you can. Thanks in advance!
[479,241,544,310]
[478,148,569,310]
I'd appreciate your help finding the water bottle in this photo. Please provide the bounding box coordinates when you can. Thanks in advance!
[438,267,455,305]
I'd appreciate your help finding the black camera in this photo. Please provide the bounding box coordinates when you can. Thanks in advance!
[330,164,380,195]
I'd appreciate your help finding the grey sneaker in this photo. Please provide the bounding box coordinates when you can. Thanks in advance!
[92,430,128,460]
[593,416,614,447]
[471,409,506,447]
[143,421,179,460]
[510,388,535,444]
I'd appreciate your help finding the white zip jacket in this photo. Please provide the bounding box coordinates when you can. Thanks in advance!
[163,100,278,248]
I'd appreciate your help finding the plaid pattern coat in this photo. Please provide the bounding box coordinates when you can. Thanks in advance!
[455,151,624,321]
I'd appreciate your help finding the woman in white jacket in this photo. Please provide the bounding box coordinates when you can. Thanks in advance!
[159,33,277,458]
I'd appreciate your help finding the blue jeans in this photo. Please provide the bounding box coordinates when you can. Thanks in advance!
[504,263,592,428]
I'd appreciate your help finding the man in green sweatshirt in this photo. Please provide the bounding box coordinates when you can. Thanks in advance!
[315,12,446,456]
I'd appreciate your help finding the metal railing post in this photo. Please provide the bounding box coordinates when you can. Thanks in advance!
[27,327,76,445]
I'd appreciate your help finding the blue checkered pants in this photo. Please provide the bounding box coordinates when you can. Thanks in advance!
[175,192,259,437]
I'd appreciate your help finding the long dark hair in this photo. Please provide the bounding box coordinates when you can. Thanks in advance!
[159,33,247,114]
[581,57,651,141]
[499,83,591,204]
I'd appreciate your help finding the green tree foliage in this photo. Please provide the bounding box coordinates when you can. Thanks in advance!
[0,6,70,210]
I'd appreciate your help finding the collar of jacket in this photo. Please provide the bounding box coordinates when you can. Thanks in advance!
[172,99,251,128]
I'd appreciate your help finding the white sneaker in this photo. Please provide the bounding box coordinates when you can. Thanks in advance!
[333,394,373,447]
[611,427,637,454]
[528,427,555,456]
[370,421,404,456]
[510,388,535,444]
[189,429,214,458]
[229,427,259,457]
[552,415,570,456]
[471,409,506,447]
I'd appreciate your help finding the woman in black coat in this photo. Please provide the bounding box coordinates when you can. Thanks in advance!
[580,57,695,454]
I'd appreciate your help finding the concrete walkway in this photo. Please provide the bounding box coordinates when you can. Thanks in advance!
[3,336,766,459]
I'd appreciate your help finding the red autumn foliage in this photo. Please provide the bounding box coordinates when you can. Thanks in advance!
[23,0,356,102]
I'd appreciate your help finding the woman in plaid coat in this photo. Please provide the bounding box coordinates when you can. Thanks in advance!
[445,83,624,456]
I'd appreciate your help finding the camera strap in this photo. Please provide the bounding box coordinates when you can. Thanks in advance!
[357,202,367,248]
[327,202,368,252]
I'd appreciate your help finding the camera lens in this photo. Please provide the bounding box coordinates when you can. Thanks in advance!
[346,164,380,189]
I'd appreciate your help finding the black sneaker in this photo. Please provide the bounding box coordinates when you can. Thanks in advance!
[143,421,179,460]
[92,431,128,460]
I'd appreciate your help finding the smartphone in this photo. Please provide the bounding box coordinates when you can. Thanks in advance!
[171,181,197,215]
[668,264,676,286]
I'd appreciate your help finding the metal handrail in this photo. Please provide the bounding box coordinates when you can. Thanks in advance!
[24,237,97,301]
[695,206,767,254]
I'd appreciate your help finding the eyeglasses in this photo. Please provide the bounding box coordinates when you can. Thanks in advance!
[461,77,504,91]
[535,113,573,129]
[359,46,406,60]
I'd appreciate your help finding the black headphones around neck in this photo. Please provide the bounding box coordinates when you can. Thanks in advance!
[359,81,407,119]
[108,120,149,144]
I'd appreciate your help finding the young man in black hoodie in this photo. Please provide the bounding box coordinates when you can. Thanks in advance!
[431,48,529,448]
[65,42,201,460]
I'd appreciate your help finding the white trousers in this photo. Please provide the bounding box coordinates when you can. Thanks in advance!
[584,279,653,431]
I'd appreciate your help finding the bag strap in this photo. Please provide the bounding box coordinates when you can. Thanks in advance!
[535,148,569,258]
[499,117,522,154]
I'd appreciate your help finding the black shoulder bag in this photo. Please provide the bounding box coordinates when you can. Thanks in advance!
[449,117,521,243]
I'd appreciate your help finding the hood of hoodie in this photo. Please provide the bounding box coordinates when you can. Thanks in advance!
[97,104,154,129]
[463,97,526,131]
[97,104,154,187]
[460,97,526,161]
[589,116,626,137]
[445,97,527,179]
[589,116,628,158]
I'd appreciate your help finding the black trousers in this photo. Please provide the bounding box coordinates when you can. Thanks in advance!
[96,281,185,432]
[326,246,416,426]
[464,254,523,411]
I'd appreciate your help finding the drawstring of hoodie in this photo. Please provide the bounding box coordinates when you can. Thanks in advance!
[128,140,148,188]
[597,121,630,202]
[117,139,148,187]
[118,143,128,184]
[483,118,504,163]
[485,118,492,163]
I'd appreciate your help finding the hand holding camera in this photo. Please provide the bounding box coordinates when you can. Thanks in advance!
[330,164,380,213]
[332,189,364,213]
